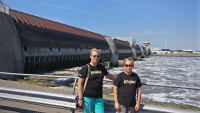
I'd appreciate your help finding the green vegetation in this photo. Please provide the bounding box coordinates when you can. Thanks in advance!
[151,53,200,57]
[100,61,110,67]
[17,77,59,87]
[141,100,200,111]
[104,95,200,111]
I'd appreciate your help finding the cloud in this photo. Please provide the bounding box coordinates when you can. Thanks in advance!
[132,27,165,36]
[26,0,123,21]
[112,0,181,13]
[112,0,131,4]
[112,0,159,9]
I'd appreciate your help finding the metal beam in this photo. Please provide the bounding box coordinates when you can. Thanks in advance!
[142,82,200,90]
[0,87,76,109]
[1,71,200,90]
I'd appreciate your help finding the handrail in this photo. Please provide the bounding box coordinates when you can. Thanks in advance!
[0,71,199,90]
[0,86,199,113]
[0,87,77,113]
[142,82,200,90]
[0,71,77,78]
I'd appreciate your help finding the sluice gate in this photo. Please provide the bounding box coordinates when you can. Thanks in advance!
[0,1,151,79]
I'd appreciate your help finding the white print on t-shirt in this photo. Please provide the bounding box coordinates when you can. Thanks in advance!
[124,79,136,85]
[91,70,101,75]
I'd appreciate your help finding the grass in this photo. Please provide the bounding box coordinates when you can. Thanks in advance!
[141,100,200,111]
[151,53,200,57]
[17,77,59,87]
[104,95,200,111]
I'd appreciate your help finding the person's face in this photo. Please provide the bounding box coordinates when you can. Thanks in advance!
[90,51,100,64]
[124,60,134,74]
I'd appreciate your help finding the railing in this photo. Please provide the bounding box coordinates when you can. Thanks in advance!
[0,72,199,113]
[0,87,77,112]
[142,82,200,90]
[1,72,200,91]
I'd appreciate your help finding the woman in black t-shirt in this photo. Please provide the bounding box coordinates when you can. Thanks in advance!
[78,48,115,113]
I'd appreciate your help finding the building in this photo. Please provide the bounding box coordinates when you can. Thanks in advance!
[111,37,136,45]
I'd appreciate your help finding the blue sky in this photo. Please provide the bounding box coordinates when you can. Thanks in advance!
[3,0,200,51]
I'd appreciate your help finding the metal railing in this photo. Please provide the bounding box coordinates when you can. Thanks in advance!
[0,86,199,113]
[1,72,200,91]
[0,86,77,113]
[0,72,200,113]
[142,82,200,90]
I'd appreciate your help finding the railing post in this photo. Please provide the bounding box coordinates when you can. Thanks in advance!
[72,77,78,95]
[70,109,75,113]
[71,77,78,113]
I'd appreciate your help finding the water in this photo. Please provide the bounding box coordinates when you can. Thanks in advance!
[105,56,200,108]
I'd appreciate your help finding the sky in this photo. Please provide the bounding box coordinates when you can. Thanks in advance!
[2,0,200,51]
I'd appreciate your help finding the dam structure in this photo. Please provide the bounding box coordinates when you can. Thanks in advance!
[0,1,150,79]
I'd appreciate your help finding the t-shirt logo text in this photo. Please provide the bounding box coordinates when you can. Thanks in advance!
[124,79,136,85]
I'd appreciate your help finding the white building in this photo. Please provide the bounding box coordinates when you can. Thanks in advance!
[143,41,150,47]
[0,0,9,14]
[111,37,136,45]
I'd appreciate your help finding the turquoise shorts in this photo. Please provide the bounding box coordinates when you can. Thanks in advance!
[83,96,104,113]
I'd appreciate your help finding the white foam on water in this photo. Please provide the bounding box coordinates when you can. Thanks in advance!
[137,56,200,107]
[142,93,170,103]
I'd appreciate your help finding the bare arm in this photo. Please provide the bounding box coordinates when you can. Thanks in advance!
[105,73,115,81]
[77,78,85,106]
[135,87,142,111]
[113,86,120,109]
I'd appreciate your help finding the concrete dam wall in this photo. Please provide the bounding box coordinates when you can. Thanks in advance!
[0,9,151,79]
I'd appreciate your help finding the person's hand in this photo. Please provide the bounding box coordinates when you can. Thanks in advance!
[78,99,83,107]
[115,102,120,110]
[135,103,140,111]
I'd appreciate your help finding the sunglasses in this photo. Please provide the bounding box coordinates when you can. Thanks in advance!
[124,64,133,67]
[92,55,100,58]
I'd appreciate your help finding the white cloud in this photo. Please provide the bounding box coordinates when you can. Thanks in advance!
[26,0,123,21]
[112,0,181,13]
[132,27,165,36]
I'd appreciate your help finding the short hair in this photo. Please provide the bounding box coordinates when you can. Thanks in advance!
[124,57,134,64]
[90,48,101,55]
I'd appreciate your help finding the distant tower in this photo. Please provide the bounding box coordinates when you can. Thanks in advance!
[164,41,168,49]
[143,41,150,47]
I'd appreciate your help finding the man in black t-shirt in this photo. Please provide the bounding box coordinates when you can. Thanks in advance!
[113,57,142,113]
[78,48,115,113]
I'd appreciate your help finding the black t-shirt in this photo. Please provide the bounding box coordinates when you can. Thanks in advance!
[113,72,142,106]
[78,63,108,98]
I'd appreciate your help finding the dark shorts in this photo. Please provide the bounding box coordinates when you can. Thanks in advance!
[116,105,135,113]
